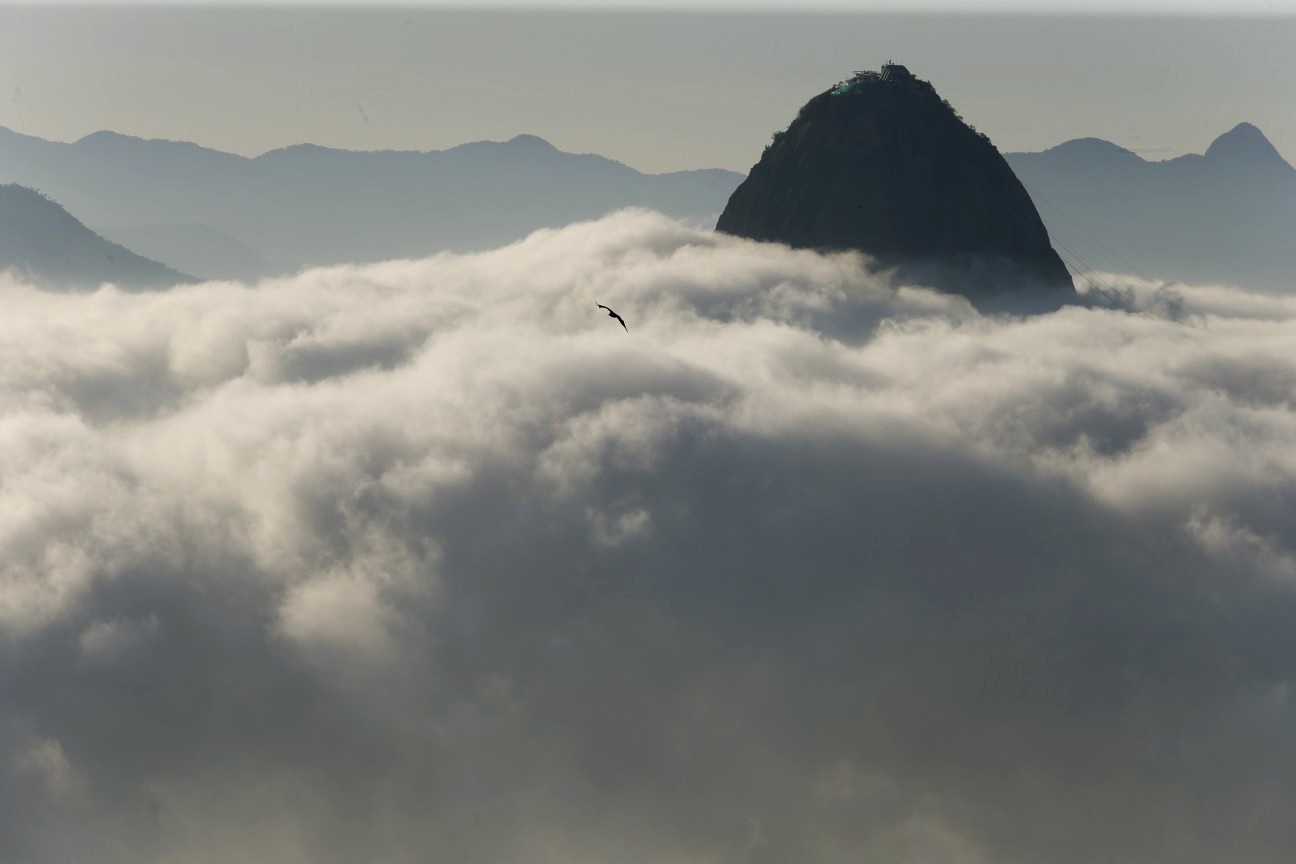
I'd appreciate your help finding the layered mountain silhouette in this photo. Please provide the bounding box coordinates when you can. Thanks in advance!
[0,184,190,289]
[718,64,1073,304]
[1006,123,1296,292]
[0,125,742,277]
[96,222,277,284]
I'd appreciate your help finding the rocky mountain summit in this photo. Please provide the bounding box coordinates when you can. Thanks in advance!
[717,64,1073,303]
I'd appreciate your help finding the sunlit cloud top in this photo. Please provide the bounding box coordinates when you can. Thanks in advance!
[5,209,1296,863]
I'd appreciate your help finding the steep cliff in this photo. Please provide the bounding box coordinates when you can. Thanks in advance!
[717,65,1072,302]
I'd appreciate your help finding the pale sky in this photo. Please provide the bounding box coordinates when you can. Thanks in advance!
[1,6,1293,173]
[11,1,1296,10]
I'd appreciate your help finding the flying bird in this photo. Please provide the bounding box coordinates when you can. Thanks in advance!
[597,303,628,332]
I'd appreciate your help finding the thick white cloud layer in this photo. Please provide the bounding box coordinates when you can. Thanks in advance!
[4,210,1296,863]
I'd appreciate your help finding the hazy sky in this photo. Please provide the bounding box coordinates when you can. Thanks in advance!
[12,0,1296,10]
[1,6,1294,172]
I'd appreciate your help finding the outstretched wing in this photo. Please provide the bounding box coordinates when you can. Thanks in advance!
[595,303,627,331]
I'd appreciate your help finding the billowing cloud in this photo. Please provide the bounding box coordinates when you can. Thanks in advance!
[3,209,1296,863]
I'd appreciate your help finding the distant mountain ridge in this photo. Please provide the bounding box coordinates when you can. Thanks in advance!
[95,222,278,284]
[1006,123,1296,292]
[0,183,190,289]
[0,125,744,278]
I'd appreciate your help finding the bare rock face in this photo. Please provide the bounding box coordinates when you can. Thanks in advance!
[717,65,1073,304]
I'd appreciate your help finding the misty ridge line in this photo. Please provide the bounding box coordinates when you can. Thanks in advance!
[1004,121,1296,293]
[0,120,743,282]
[3,116,1293,294]
[0,182,193,290]
[5,210,1296,862]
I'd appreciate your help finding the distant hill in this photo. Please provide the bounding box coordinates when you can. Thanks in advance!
[95,222,281,283]
[0,184,190,290]
[0,125,744,274]
[1006,124,1296,292]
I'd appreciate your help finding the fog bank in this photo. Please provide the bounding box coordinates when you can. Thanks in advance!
[4,210,1296,864]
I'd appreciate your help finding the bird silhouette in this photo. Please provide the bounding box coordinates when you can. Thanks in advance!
[596,303,628,332]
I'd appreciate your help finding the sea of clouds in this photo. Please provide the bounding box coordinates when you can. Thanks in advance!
[3,209,1296,864]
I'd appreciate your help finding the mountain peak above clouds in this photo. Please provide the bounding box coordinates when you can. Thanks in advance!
[717,63,1073,304]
